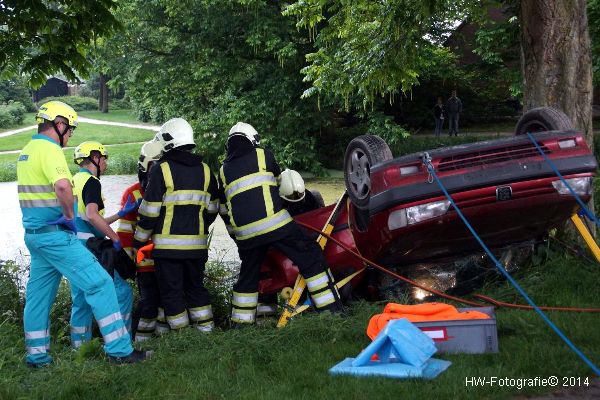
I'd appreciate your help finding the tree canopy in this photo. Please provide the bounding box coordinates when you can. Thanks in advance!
[0,0,120,87]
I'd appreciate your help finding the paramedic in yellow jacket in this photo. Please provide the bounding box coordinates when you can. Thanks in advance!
[18,101,149,367]
[70,141,140,348]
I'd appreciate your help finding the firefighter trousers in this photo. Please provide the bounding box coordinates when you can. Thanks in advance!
[154,256,214,331]
[134,271,170,341]
[232,223,342,324]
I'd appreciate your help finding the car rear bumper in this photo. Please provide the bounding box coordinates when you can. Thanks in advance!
[369,154,597,214]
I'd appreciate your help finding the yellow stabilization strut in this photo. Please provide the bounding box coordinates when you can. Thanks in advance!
[570,213,600,263]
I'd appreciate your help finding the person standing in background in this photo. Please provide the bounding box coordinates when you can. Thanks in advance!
[446,89,463,137]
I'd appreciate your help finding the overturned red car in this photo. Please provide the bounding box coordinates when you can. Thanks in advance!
[258,107,598,299]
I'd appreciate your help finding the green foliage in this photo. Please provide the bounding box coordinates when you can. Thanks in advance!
[0,101,26,128]
[40,96,98,111]
[0,161,17,182]
[0,260,22,324]
[0,77,35,111]
[204,258,237,328]
[109,0,331,173]
[588,0,600,86]
[0,0,121,87]
[283,0,477,107]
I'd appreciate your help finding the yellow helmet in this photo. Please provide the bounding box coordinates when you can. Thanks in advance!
[74,141,107,165]
[36,101,78,127]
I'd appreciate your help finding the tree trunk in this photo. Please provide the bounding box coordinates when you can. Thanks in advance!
[519,0,592,142]
[519,0,594,235]
[99,73,109,113]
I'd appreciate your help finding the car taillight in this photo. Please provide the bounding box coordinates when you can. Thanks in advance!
[399,165,419,175]
[388,200,451,230]
[551,177,592,195]
[558,139,577,149]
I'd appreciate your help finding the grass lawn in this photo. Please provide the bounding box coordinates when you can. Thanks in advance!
[0,240,598,399]
[0,123,155,152]
[0,143,144,181]
[78,109,151,125]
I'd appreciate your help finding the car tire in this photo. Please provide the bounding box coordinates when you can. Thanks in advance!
[344,135,393,209]
[514,107,573,135]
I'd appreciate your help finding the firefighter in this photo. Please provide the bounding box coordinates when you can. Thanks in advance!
[116,140,170,341]
[18,101,149,366]
[70,141,139,348]
[218,122,343,326]
[133,118,219,332]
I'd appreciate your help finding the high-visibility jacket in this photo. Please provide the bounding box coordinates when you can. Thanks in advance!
[73,169,105,241]
[116,182,154,272]
[17,134,73,229]
[134,149,219,259]
[218,144,293,249]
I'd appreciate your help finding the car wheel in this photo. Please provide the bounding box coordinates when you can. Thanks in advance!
[514,107,573,135]
[344,135,393,209]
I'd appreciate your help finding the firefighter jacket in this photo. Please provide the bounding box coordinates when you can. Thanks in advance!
[133,149,219,259]
[218,137,294,249]
[116,182,155,272]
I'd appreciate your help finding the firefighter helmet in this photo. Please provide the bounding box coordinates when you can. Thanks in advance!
[138,140,163,172]
[228,122,260,147]
[155,118,195,151]
[279,169,305,202]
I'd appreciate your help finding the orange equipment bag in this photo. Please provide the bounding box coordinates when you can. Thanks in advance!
[366,302,491,340]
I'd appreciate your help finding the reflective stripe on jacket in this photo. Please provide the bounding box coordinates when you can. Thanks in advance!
[17,135,73,229]
[219,147,292,246]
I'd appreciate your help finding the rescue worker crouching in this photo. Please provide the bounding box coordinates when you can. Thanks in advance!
[18,101,149,367]
[133,118,219,333]
[117,140,170,341]
[278,169,323,217]
[70,141,138,348]
[218,122,343,327]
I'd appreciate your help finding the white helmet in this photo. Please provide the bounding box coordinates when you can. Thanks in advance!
[138,140,163,172]
[228,122,260,146]
[155,118,195,151]
[279,169,305,202]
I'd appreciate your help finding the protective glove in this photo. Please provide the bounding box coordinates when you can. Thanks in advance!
[47,215,77,233]
[118,197,142,217]
[112,240,123,252]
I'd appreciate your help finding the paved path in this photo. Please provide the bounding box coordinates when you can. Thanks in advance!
[0,141,146,156]
[0,117,159,138]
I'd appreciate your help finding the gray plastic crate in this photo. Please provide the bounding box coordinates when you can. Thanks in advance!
[414,306,498,354]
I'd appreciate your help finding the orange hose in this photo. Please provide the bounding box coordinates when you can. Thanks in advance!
[296,220,600,313]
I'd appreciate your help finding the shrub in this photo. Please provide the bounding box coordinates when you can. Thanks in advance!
[0,260,23,324]
[107,153,138,175]
[0,162,17,182]
[111,97,131,109]
[0,101,26,128]
[39,96,98,111]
